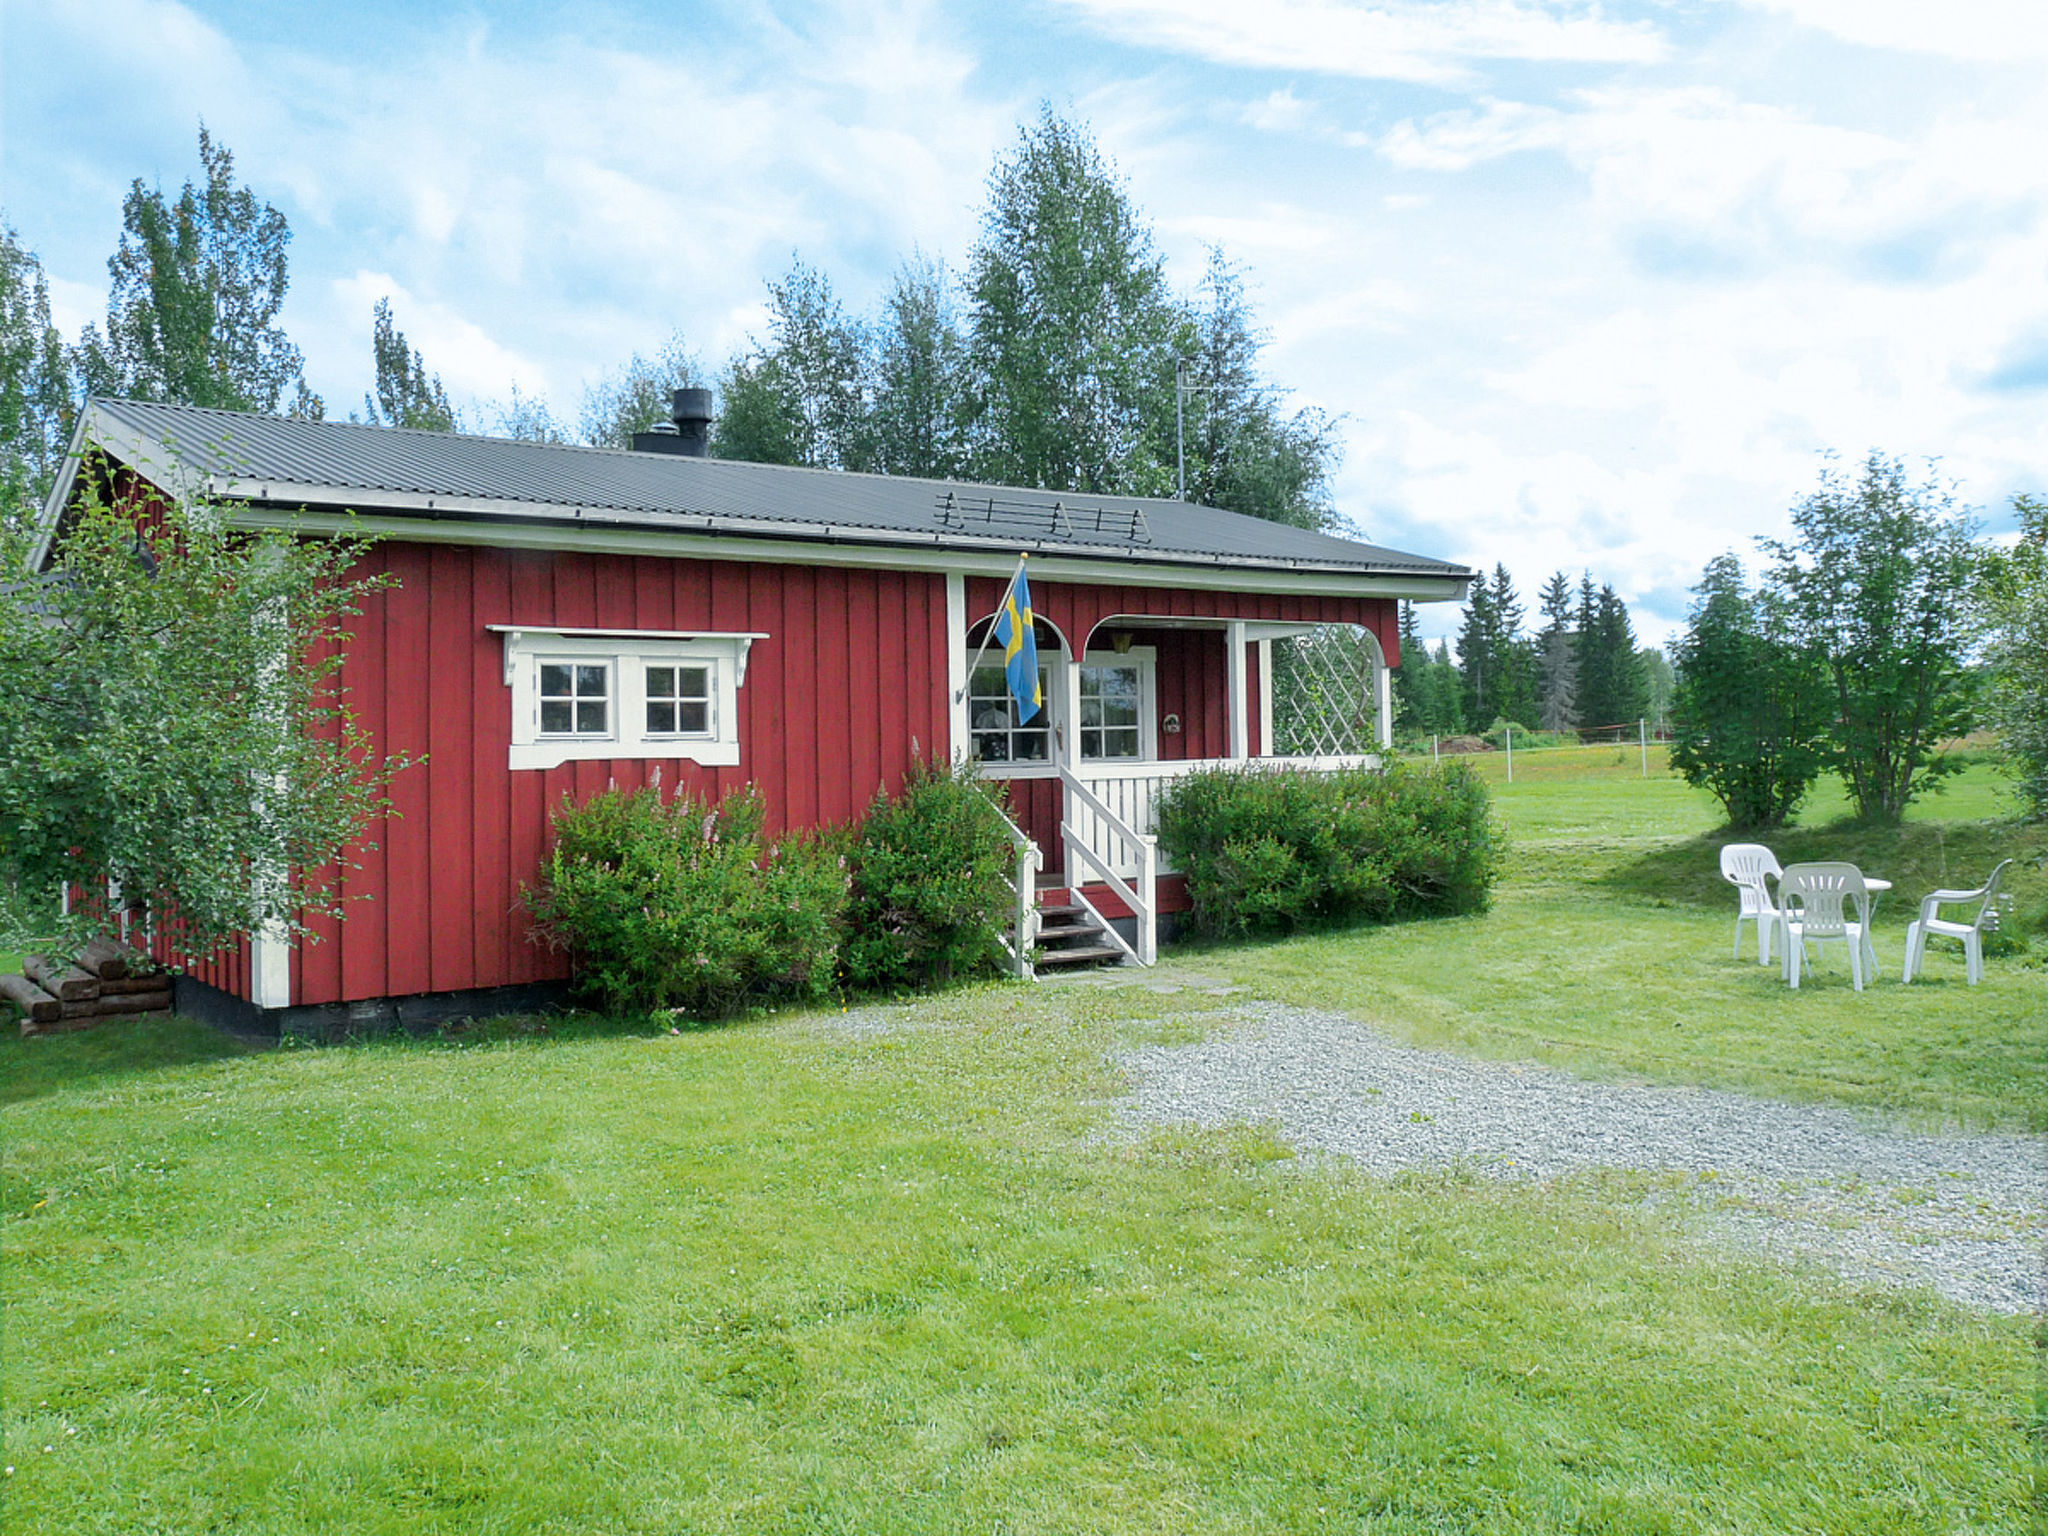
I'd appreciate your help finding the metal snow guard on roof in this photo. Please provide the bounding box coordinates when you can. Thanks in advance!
[64,398,1472,581]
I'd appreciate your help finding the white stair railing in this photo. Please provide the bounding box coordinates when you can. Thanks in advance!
[1057,766,1156,966]
[988,798,1041,980]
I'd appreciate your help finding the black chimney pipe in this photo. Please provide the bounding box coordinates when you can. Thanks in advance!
[632,387,714,457]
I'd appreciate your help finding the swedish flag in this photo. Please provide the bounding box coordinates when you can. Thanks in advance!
[993,562,1042,723]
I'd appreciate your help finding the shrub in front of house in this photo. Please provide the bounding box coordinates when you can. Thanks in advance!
[528,784,847,1019]
[844,758,1018,990]
[1156,761,1505,940]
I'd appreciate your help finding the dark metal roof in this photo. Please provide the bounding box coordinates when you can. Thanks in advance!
[71,398,1470,581]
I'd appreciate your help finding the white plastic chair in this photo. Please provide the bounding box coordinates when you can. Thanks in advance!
[1719,843,1783,964]
[1902,860,2012,986]
[1778,862,1874,991]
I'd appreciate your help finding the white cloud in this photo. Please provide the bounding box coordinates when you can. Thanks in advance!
[1739,0,2048,61]
[1048,0,1666,84]
[1243,88,1313,133]
[330,272,545,406]
[1377,99,1567,170]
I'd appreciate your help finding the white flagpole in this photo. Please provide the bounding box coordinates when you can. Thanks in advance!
[954,554,1030,704]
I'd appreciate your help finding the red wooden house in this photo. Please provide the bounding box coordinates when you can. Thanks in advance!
[35,394,1470,1034]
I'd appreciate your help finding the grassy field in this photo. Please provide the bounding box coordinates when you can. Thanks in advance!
[1230,750,2048,1131]
[2,761,2041,1533]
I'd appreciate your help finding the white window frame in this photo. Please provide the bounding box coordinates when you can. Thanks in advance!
[492,626,765,772]
[642,660,717,741]
[1076,647,1157,764]
[967,656,1057,768]
[535,657,615,740]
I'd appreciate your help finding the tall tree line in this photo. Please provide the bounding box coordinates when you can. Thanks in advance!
[1395,566,1654,739]
[1,112,1338,544]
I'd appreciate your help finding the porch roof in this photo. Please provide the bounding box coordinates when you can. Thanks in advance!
[40,399,1472,591]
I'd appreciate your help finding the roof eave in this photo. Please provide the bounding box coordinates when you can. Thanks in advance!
[206,476,1469,584]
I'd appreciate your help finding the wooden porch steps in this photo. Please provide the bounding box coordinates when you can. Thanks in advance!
[1029,895,1129,972]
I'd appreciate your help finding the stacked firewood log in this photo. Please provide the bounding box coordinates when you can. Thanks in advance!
[1,938,172,1036]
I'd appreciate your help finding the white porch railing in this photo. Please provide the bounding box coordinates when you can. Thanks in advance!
[1057,766,1155,966]
[1067,754,1380,880]
[982,752,1383,977]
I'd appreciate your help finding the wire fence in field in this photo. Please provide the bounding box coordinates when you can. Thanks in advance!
[1395,722,1678,783]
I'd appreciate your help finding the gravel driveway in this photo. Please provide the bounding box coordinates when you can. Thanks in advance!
[1114,1000,2046,1315]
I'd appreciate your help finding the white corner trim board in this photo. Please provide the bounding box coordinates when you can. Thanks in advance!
[489,626,766,772]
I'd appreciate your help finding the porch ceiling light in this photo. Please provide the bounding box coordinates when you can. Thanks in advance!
[1112,630,1133,653]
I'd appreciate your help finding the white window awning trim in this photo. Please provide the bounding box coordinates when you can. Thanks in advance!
[486,626,768,687]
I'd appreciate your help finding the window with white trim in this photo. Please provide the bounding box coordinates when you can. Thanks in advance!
[969,662,1052,764]
[1078,647,1156,763]
[644,663,713,738]
[494,627,763,771]
[539,662,611,738]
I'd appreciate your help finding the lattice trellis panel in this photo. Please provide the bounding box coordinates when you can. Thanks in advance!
[1270,625,1375,757]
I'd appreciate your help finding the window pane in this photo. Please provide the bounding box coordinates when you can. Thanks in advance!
[1081,698,1102,728]
[540,663,572,698]
[575,665,607,696]
[647,701,676,734]
[1103,699,1138,728]
[679,666,709,699]
[678,700,708,734]
[646,666,675,698]
[1105,728,1139,758]
[1014,729,1049,761]
[576,700,607,734]
[1103,666,1139,697]
[1081,729,1102,759]
[540,701,572,733]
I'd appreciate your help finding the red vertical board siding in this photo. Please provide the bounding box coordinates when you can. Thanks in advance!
[383,544,434,997]
[285,548,1395,1007]
[426,545,476,993]
[848,572,882,806]
[340,544,390,1003]
[505,553,552,985]
[781,566,817,833]
[470,551,513,989]
[293,614,346,1008]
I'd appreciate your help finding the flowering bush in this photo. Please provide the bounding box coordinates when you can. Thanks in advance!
[528,784,848,1019]
[1156,761,1504,940]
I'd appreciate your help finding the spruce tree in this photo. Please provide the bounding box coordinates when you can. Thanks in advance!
[1488,565,1538,728]
[1536,569,1579,732]
[1455,578,1499,730]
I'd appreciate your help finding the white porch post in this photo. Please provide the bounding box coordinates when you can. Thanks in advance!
[945,572,968,764]
[1376,652,1393,750]
[251,923,292,1009]
[1256,638,1273,759]
[1060,641,1082,765]
[1226,620,1249,761]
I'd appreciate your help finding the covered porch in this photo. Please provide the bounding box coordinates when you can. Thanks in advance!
[946,573,1396,970]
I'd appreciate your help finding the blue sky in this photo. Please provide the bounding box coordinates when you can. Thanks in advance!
[5,0,2046,642]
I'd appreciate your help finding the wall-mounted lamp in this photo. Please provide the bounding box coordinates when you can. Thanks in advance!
[1112,630,1133,654]
[1162,713,1181,735]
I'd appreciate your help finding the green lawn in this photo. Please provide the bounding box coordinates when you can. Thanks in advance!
[2,762,2042,1533]
[1220,754,2048,1131]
